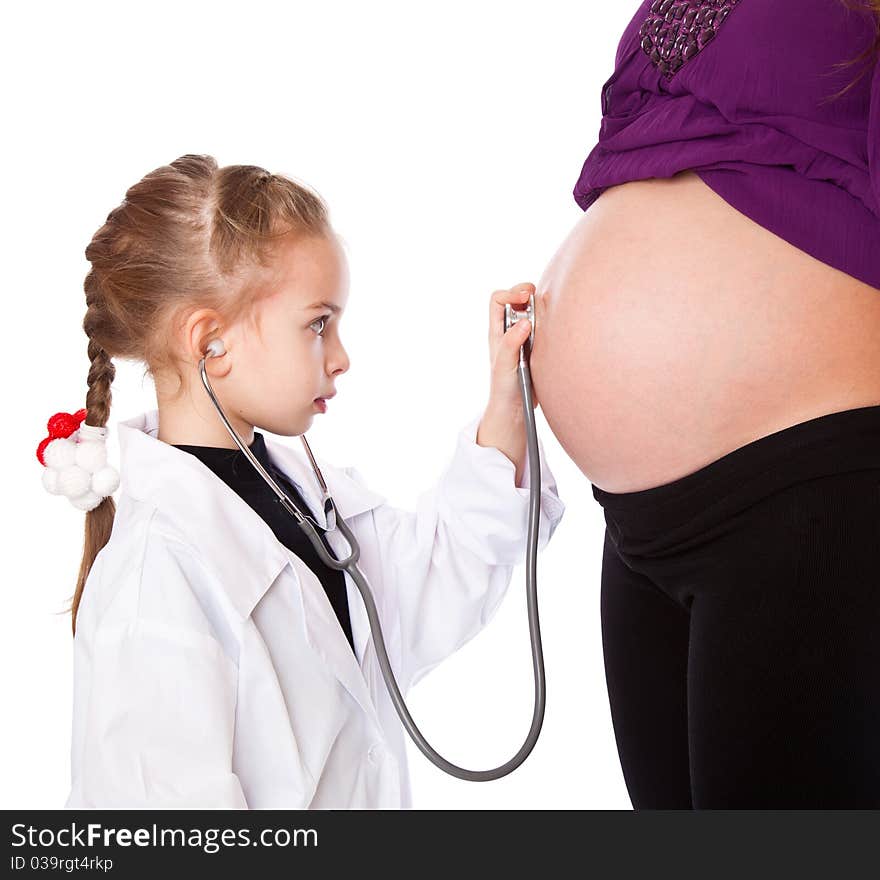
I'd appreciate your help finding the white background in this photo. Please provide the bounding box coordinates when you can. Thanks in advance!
[3,0,638,809]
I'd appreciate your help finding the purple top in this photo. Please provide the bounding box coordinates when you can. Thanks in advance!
[573,0,880,290]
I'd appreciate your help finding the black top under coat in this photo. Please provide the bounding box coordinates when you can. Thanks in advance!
[171,431,357,656]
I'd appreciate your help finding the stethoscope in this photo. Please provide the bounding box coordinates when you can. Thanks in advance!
[197,295,545,781]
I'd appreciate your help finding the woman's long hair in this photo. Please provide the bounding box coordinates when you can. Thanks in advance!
[825,0,880,100]
[71,155,332,636]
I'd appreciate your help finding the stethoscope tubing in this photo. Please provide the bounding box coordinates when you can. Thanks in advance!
[196,314,545,780]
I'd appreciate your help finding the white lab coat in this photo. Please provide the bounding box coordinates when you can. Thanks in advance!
[64,408,565,809]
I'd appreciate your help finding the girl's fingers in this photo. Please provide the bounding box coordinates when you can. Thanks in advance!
[492,318,531,370]
[488,283,536,354]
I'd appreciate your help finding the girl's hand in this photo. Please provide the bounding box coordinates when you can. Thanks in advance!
[476,282,540,487]
[486,281,539,412]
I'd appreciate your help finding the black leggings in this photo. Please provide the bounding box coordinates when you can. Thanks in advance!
[591,404,880,809]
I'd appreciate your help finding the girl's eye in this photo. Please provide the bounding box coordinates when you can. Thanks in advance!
[310,315,329,336]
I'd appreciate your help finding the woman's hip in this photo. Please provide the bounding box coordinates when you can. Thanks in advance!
[591,403,880,552]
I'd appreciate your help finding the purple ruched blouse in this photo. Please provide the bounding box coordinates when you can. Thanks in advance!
[573,0,880,291]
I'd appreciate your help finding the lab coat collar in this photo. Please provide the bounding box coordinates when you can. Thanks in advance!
[116,409,390,727]
[116,409,387,622]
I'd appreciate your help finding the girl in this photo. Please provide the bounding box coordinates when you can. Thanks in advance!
[41,154,566,809]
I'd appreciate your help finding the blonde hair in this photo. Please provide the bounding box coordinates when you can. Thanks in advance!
[71,154,331,636]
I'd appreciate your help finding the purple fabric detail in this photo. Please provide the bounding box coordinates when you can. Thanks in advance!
[574,0,880,290]
[640,0,743,80]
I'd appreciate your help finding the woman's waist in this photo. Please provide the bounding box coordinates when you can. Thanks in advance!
[576,159,880,291]
[531,172,880,492]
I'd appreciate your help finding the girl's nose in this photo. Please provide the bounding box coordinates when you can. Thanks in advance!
[329,343,350,375]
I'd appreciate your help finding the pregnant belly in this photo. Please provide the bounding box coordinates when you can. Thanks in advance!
[530,170,880,493]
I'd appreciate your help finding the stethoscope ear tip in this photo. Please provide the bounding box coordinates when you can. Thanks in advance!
[206,338,226,358]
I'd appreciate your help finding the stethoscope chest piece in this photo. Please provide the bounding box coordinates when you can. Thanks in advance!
[504,293,536,352]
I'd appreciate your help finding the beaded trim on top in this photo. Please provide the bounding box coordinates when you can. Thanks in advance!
[639,0,742,80]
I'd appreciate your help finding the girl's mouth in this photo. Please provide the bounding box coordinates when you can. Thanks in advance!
[313,399,328,413]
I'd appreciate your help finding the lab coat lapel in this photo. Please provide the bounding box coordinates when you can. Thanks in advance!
[260,437,387,722]
[117,410,293,623]
[118,411,387,724]
[287,548,382,724]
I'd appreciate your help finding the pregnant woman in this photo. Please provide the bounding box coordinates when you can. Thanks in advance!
[529,0,880,808]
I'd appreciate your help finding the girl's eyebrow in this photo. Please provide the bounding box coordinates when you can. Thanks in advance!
[305,301,342,313]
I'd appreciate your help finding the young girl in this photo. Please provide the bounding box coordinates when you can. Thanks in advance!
[40,154,565,809]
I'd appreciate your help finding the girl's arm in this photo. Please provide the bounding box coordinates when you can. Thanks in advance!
[353,405,565,692]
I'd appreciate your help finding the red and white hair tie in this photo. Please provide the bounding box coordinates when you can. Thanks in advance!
[36,409,120,511]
